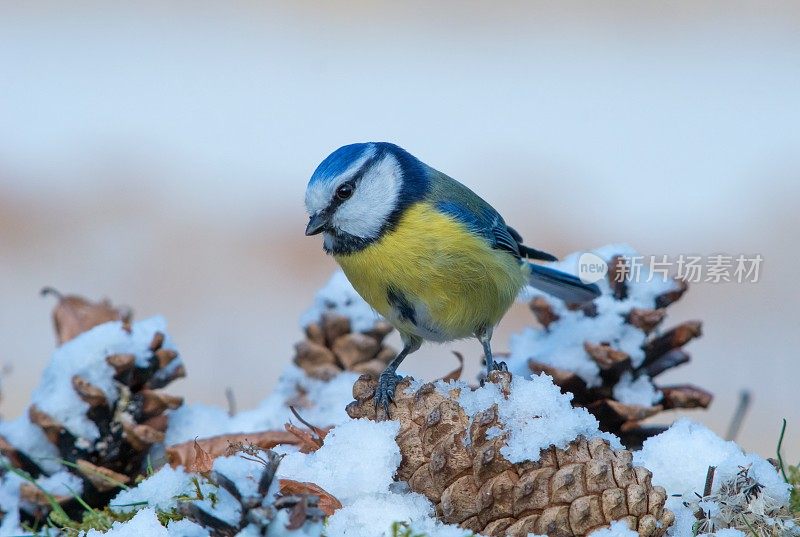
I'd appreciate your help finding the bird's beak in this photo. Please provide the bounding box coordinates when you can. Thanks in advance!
[305,213,328,236]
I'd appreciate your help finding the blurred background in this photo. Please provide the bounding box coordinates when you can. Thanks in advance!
[1,2,798,456]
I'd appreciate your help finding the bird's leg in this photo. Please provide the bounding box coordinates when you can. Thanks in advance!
[375,336,420,413]
[477,326,506,378]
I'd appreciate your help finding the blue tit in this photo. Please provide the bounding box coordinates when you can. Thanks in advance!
[304,142,600,409]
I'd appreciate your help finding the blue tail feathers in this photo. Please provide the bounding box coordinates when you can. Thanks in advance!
[527,263,601,304]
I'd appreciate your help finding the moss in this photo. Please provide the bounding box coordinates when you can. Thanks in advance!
[49,507,135,536]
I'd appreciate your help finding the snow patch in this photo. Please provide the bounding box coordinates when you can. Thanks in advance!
[111,465,195,513]
[589,520,639,536]
[457,373,618,463]
[325,492,442,537]
[613,372,663,407]
[299,270,382,332]
[84,508,169,536]
[277,419,400,503]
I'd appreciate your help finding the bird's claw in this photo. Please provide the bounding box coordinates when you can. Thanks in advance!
[374,372,403,414]
[490,360,508,372]
[481,360,508,385]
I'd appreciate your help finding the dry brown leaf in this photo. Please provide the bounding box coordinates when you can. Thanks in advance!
[19,482,70,507]
[41,288,130,345]
[166,430,298,469]
[186,439,214,474]
[278,479,342,516]
[284,423,329,454]
[75,459,130,492]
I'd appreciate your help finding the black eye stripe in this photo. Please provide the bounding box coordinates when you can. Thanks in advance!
[326,152,379,211]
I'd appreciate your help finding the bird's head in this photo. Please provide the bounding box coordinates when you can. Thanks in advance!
[304,142,428,254]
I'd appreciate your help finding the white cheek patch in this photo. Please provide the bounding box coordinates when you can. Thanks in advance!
[332,154,402,239]
[305,184,334,216]
[305,146,377,216]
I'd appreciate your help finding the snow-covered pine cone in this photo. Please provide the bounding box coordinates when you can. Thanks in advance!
[520,252,711,449]
[0,294,185,513]
[346,371,674,537]
[294,312,396,380]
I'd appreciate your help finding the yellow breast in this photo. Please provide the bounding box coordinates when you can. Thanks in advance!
[334,202,527,341]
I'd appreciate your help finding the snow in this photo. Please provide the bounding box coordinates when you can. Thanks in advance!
[612,372,663,407]
[404,515,478,537]
[0,467,82,535]
[277,419,400,503]
[263,511,324,537]
[326,492,436,537]
[212,453,268,502]
[0,415,62,474]
[111,465,194,513]
[84,508,169,536]
[166,519,210,537]
[509,244,679,389]
[634,419,789,504]
[588,520,639,536]
[35,469,84,497]
[276,416,475,537]
[299,270,382,332]
[633,419,791,537]
[164,404,232,445]
[195,485,242,527]
[167,365,359,445]
[110,465,241,528]
[29,316,178,442]
[455,373,620,463]
[0,473,22,536]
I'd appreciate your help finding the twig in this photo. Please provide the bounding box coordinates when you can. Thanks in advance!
[225,387,237,417]
[776,418,789,482]
[725,390,751,441]
[289,406,326,441]
[39,286,63,299]
[703,466,716,497]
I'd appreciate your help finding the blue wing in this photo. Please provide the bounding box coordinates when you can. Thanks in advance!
[435,199,522,257]
[428,169,556,261]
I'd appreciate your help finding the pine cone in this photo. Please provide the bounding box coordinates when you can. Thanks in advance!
[523,254,711,449]
[346,372,674,537]
[0,294,185,515]
[294,312,396,380]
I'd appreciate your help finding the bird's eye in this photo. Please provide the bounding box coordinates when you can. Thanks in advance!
[336,183,354,200]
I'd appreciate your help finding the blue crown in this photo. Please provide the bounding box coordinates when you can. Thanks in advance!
[309,142,431,211]
[309,143,375,185]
